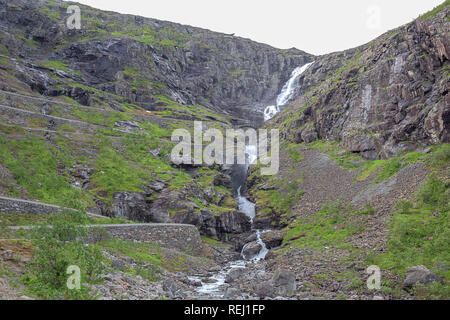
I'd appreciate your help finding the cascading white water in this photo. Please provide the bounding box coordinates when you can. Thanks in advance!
[189,64,313,296]
[237,145,269,261]
[264,62,314,121]
[253,230,269,261]
[237,186,255,223]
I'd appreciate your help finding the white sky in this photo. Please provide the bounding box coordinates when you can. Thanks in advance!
[72,0,444,55]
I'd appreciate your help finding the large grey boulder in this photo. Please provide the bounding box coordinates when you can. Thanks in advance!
[224,288,242,299]
[241,241,262,260]
[225,267,246,283]
[403,265,443,289]
[272,269,296,296]
[254,281,274,299]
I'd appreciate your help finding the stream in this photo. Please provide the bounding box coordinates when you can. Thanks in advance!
[188,62,314,298]
[188,145,266,297]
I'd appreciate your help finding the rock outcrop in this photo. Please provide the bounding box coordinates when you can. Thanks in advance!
[0,0,313,125]
[272,6,449,159]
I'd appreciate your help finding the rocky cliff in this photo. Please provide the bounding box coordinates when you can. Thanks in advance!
[0,0,313,126]
[0,0,449,301]
[0,0,315,239]
[270,5,449,159]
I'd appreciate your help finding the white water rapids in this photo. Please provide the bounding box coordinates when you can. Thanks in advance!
[264,62,314,121]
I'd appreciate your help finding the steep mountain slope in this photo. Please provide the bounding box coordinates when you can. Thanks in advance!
[0,0,313,125]
[0,0,448,300]
[246,2,449,300]
[271,4,449,159]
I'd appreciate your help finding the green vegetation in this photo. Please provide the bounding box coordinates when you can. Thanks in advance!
[91,142,152,200]
[369,174,449,298]
[40,60,70,72]
[306,139,363,169]
[111,25,189,49]
[420,0,449,20]
[357,144,450,182]
[39,6,60,21]
[72,106,131,127]
[286,143,304,163]
[283,201,370,250]
[0,135,92,209]
[427,143,450,168]
[99,239,162,281]
[23,211,103,299]
[254,176,304,221]
[122,66,166,94]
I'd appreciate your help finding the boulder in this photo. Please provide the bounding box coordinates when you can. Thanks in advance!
[241,241,262,260]
[114,120,142,132]
[107,192,151,221]
[225,267,246,283]
[224,288,242,299]
[403,265,443,289]
[301,127,318,143]
[272,269,296,296]
[260,230,285,249]
[254,281,274,299]
[148,180,166,192]
[213,173,233,189]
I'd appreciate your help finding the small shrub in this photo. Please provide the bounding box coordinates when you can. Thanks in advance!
[416,174,448,209]
[394,200,414,214]
[24,211,103,299]
[428,144,450,168]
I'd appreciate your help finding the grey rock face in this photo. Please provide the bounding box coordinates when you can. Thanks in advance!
[403,265,443,289]
[173,208,251,239]
[213,173,233,189]
[107,192,151,222]
[275,7,449,159]
[0,1,314,124]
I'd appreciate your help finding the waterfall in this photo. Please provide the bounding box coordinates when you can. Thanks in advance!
[188,64,312,296]
[236,144,269,261]
[264,61,314,121]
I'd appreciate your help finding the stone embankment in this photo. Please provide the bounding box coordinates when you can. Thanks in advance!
[1,196,205,255]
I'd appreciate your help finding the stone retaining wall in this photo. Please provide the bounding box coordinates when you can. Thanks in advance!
[87,224,204,256]
[0,196,62,215]
[1,196,204,255]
